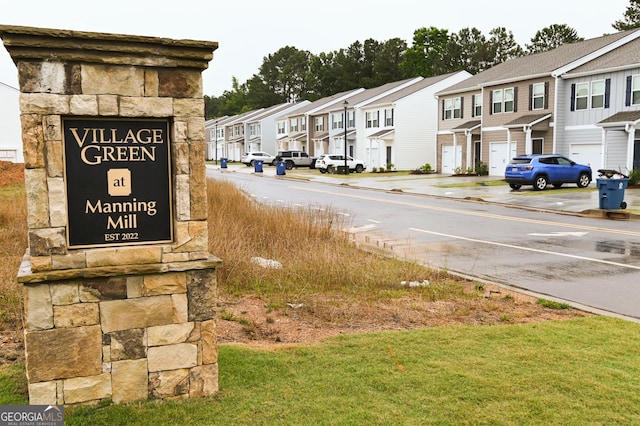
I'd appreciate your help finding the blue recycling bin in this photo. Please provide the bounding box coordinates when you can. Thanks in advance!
[254,160,263,173]
[276,161,286,176]
[220,157,228,168]
[597,178,629,209]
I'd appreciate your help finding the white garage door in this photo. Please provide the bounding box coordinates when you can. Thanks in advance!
[489,142,517,176]
[441,144,462,174]
[570,143,602,170]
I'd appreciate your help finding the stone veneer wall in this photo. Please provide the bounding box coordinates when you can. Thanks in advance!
[0,25,221,405]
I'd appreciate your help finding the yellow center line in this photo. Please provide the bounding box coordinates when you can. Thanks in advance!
[291,185,640,237]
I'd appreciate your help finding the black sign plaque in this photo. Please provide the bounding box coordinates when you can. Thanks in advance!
[63,118,173,248]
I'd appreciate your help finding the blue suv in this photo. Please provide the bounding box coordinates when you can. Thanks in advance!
[505,154,592,191]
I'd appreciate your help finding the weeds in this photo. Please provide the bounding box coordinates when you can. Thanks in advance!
[207,178,467,309]
[0,184,27,333]
[537,299,571,310]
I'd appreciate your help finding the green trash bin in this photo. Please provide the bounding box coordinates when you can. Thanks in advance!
[597,177,628,209]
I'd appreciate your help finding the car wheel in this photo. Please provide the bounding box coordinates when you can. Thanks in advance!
[552,183,563,188]
[355,164,364,173]
[577,173,590,188]
[285,161,294,170]
[319,168,327,174]
[248,160,254,167]
[533,175,548,191]
[509,184,521,190]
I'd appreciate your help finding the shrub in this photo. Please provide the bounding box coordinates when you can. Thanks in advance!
[627,168,640,186]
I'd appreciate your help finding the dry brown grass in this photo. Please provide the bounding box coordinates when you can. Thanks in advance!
[0,179,27,335]
[207,178,469,306]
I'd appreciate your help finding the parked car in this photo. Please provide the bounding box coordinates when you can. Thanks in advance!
[504,154,592,191]
[315,154,366,173]
[273,150,314,169]
[241,151,275,167]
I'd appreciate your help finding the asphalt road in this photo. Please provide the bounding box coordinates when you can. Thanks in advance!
[207,167,640,322]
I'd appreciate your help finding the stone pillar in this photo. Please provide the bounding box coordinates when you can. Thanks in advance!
[0,25,220,405]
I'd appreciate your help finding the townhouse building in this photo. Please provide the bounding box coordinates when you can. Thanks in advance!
[243,101,310,155]
[557,34,640,173]
[355,72,470,171]
[204,115,228,161]
[311,77,424,165]
[0,81,22,162]
[436,29,640,176]
[275,89,364,157]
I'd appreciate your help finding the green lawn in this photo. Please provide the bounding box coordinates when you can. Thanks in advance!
[5,316,640,425]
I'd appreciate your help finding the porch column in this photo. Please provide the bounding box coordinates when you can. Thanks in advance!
[627,125,635,172]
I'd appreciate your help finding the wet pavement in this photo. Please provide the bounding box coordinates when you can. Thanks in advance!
[209,163,640,221]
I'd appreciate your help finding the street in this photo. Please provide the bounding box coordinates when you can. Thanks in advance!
[207,168,640,321]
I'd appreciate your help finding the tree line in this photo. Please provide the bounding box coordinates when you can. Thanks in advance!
[204,0,640,119]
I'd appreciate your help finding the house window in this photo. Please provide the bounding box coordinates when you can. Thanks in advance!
[473,94,482,117]
[277,121,286,135]
[591,80,605,109]
[444,97,461,119]
[331,112,340,129]
[347,110,355,128]
[290,118,298,133]
[632,75,640,105]
[575,82,589,110]
[384,108,394,126]
[249,123,260,137]
[314,117,324,132]
[532,83,545,110]
[366,111,379,128]
[492,89,503,114]
[504,88,515,113]
[301,116,307,131]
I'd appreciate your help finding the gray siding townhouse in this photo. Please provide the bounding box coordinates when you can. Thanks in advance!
[204,115,228,161]
[436,29,640,176]
[221,108,266,162]
[243,101,310,156]
[557,34,640,172]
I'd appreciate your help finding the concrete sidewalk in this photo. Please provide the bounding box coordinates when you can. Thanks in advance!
[210,163,640,220]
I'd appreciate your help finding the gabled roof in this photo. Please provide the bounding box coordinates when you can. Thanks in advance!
[276,88,364,119]
[312,77,423,114]
[451,120,481,132]
[504,113,552,128]
[367,129,395,139]
[311,132,329,141]
[364,72,469,108]
[437,29,640,96]
[563,34,640,77]
[597,111,640,127]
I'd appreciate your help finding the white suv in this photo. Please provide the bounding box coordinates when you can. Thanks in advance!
[315,154,366,173]
[241,151,275,167]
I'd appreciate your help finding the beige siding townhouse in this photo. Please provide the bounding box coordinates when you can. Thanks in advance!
[436,29,640,176]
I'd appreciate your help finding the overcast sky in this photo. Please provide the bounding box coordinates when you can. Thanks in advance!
[0,0,632,97]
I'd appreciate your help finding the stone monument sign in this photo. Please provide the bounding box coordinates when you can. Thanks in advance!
[0,24,221,405]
